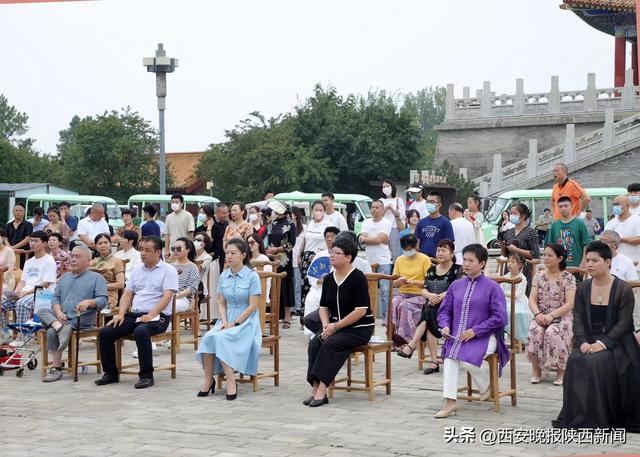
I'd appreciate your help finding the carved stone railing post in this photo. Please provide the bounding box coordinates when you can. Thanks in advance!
[514,78,524,115]
[480,81,491,117]
[563,124,576,163]
[445,83,455,120]
[622,68,635,109]
[548,76,560,113]
[527,139,538,179]
[584,72,596,111]
[491,153,502,192]
[603,108,615,147]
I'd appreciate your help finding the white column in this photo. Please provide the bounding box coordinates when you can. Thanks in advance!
[564,124,576,163]
[491,153,503,193]
[584,72,596,111]
[603,108,615,147]
[527,139,538,179]
[548,75,560,113]
[622,68,635,109]
[445,83,455,120]
[480,81,491,117]
[463,86,470,99]
[514,78,524,115]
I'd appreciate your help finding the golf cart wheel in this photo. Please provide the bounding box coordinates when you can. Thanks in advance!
[27,359,37,370]
[488,239,501,250]
[16,369,24,378]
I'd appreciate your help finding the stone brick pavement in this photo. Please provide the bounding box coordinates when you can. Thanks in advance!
[0,320,638,457]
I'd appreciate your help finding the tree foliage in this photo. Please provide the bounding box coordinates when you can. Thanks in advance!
[57,108,167,202]
[402,86,446,169]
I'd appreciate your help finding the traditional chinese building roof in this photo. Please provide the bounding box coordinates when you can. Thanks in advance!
[561,1,637,38]
[166,151,205,194]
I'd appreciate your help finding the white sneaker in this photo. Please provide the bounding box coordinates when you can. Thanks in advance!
[100,308,112,315]
[132,343,158,359]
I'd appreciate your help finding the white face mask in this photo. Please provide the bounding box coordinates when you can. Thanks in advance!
[405,249,417,258]
[193,240,203,249]
[171,203,180,212]
[248,213,258,222]
[629,195,640,205]
[382,186,392,197]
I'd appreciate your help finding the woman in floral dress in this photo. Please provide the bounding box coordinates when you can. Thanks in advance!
[265,201,297,329]
[527,244,576,386]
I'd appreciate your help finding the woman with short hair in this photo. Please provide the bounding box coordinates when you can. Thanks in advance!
[305,234,374,407]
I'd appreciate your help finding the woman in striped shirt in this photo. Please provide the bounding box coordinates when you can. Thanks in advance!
[170,237,201,313]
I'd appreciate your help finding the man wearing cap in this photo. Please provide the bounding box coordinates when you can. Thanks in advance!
[408,183,428,219]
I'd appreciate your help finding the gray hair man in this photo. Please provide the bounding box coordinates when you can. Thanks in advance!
[39,246,108,382]
[76,203,110,249]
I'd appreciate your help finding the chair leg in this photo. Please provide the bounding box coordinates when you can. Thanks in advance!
[216,373,223,390]
[466,372,473,400]
[274,341,279,387]
[347,354,352,388]
[385,348,392,395]
[95,336,102,374]
[491,358,500,412]
[192,316,199,351]
[170,335,177,379]
[510,353,517,406]
[116,339,122,373]
[366,349,374,401]
[175,321,182,354]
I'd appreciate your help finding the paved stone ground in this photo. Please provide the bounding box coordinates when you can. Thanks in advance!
[1,317,639,457]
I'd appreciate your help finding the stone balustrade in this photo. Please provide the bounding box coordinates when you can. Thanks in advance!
[446,70,640,120]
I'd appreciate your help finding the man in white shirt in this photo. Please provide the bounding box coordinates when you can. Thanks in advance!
[361,200,393,320]
[448,203,476,265]
[164,194,195,257]
[600,230,638,281]
[407,183,428,219]
[77,203,110,249]
[114,229,142,282]
[604,196,640,265]
[27,206,47,232]
[321,192,348,232]
[628,183,640,216]
[1,231,57,343]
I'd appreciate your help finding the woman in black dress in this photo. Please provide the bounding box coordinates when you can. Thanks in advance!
[265,200,297,329]
[553,241,640,431]
[305,234,374,407]
[397,239,461,375]
[501,202,539,296]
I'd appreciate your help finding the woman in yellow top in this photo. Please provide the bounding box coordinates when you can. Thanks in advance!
[391,234,432,347]
[91,233,126,312]
[223,202,253,246]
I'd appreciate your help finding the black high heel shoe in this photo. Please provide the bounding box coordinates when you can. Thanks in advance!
[197,381,216,397]
[226,381,238,401]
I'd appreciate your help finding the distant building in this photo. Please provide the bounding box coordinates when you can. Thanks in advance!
[166,152,205,195]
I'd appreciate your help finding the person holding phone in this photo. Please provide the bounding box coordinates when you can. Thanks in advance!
[527,244,576,387]
[434,244,509,418]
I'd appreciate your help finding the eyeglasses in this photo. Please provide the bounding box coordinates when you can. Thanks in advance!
[170,247,182,252]
[329,250,346,257]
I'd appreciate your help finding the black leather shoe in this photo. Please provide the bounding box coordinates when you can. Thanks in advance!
[135,377,155,389]
[423,364,440,375]
[197,381,215,397]
[226,392,237,401]
[94,373,119,386]
[302,396,314,406]
[308,396,329,407]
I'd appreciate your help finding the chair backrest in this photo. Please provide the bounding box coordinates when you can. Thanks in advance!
[251,258,280,271]
[526,258,541,273]
[496,257,507,276]
[256,270,286,335]
[364,272,399,340]
[626,280,640,289]
[567,266,588,279]
[491,275,522,351]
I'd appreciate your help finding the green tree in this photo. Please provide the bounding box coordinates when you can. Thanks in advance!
[57,108,166,202]
[402,86,446,168]
[432,159,476,204]
[198,113,335,202]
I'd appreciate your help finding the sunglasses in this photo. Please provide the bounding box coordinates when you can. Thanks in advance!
[170,246,182,252]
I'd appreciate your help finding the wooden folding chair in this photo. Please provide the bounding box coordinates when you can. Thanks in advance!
[328,271,399,401]
[457,275,521,412]
[115,296,178,379]
[496,257,508,276]
[175,294,199,353]
[217,271,285,392]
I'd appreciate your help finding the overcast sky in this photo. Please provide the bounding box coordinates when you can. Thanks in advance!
[0,0,621,156]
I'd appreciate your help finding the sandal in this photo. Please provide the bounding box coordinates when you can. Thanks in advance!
[529,376,541,384]
[423,362,439,375]
[553,379,563,386]
[282,322,291,329]
[396,344,414,359]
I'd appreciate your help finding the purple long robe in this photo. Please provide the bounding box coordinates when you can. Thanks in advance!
[437,274,510,375]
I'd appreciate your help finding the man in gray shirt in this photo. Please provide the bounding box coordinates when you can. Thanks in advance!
[39,246,108,382]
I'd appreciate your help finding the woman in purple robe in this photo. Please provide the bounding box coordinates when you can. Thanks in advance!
[435,244,509,418]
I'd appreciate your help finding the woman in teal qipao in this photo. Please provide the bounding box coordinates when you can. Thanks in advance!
[196,238,262,400]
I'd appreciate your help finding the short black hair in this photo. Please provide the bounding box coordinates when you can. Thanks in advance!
[201,204,215,219]
[94,233,111,245]
[400,233,418,250]
[543,208,550,212]
[448,203,464,213]
[405,209,421,221]
[321,192,335,200]
[557,196,572,205]
[13,201,25,209]
[627,183,640,193]
[462,243,488,265]
[121,208,135,217]
[48,232,63,243]
[586,209,592,213]
[141,235,163,252]
[324,226,340,237]
[58,201,71,208]
[121,229,139,246]
[171,194,184,203]
[585,240,612,262]
[511,202,531,219]
[263,190,274,199]
[143,204,157,218]
[31,230,49,242]
[427,191,443,203]
[544,243,568,271]
[332,234,358,263]
[33,206,44,216]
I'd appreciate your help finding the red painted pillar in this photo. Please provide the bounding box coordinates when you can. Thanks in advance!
[633,42,639,86]
[615,36,626,87]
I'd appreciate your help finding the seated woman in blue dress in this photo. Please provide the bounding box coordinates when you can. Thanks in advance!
[196,238,262,400]
[553,241,640,431]
[305,234,374,407]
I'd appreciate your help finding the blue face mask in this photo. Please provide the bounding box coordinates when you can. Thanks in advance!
[612,205,622,216]
[197,213,206,223]
[509,215,521,225]
[425,203,437,214]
